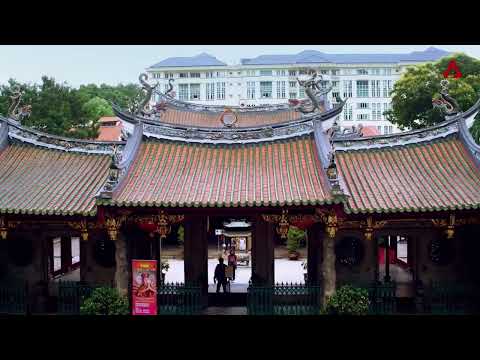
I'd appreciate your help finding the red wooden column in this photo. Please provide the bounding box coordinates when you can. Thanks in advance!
[251,215,275,286]
[184,215,208,306]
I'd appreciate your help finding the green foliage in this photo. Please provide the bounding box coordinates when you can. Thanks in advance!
[80,287,129,315]
[385,53,480,143]
[177,225,184,245]
[0,76,140,139]
[323,285,370,315]
[286,226,305,253]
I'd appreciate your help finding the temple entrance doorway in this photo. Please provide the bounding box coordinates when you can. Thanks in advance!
[208,217,252,295]
[377,234,414,297]
[274,225,307,285]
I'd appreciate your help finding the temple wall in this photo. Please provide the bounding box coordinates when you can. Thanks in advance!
[335,229,375,286]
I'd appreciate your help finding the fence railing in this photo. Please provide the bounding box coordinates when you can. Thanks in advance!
[157,282,202,315]
[57,280,108,314]
[0,282,27,315]
[421,282,479,315]
[366,282,397,315]
[247,283,322,315]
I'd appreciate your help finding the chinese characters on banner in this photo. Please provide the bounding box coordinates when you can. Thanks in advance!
[132,260,157,315]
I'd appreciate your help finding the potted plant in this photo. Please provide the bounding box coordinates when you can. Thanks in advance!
[286,226,304,260]
[80,287,129,315]
[323,285,370,315]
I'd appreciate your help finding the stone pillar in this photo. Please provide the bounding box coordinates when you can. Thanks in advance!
[114,231,129,297]
[307,222,323,285]
[252,216,275,286]
[322,231,336,305]
[184,216,208,306]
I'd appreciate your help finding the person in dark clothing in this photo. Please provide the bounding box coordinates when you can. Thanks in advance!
[214,257,228,293]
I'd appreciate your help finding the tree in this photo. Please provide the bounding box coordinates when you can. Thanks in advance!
[286,226,305,254]
[385,53,480,143]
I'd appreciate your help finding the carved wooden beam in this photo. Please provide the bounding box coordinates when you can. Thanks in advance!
[261,209,321,239]
[67,219,89,241]
[361,216,387,241]
[432,213,456,239]
[132,210,184,239]
[0,216,20,240]
[316,209,339,239]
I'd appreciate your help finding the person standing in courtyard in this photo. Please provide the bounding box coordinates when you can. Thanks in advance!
[227,249,238,281]
[214,257,228,293]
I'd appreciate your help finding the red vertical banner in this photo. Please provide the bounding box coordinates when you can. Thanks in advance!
[132,260,158,315]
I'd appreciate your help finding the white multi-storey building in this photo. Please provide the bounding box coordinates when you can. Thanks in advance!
[146,48,449,134]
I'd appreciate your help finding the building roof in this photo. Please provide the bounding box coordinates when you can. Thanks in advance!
[97,116,123,141]
[0,143,111,216]
[360,126,380,137]
[149,53,227,68]
[105,135,334,208]
[335,125,480,214]
[240,47,450,65]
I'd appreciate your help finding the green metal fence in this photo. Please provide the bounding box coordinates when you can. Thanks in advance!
[247,283,322,315]
[367,282,397,315]
[425,282,476,315]
[57,280,106,314]
[0,282,27,315]
[157,282,202,315]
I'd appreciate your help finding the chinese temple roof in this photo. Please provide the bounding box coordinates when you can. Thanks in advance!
[1,77,480,218]
[101,134,335,208]
[0,116,122,216]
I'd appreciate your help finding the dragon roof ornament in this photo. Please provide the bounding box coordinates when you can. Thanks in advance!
[7,85,32,122]
[432,79,460,117]
[289,69,335,114]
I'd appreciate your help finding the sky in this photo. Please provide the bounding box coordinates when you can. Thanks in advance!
[1,45,479,88]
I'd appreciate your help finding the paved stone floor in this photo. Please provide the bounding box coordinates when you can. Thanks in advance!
[202,307,248,315]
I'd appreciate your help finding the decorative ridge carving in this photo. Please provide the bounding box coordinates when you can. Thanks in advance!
[333,118,459,151]
[458,118,480,166]
[432,79,460,116]
[289,69,333,114]
[113,101,345,144]
[0,118,8,152]
[0,115,125,154]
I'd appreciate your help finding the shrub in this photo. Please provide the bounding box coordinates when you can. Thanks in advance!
[286,226,305,253]
[80,287,129,315]
[323,285,369,315]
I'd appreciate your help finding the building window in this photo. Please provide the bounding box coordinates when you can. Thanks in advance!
[387,80,393,96]
[190,73,201,78]
[372,103,383,120]
[299,86,305,99]
[179,73,188,78]
[71,237,80,265]
[246,70,256,76]
[357,102,369,109]
[382,80,389,97]
[343,80,352,98]
[356,80,369,97]
[357,69,368,75]
[260,81,272,98]
[384,68,392,76]
[216,72,225,78]
[260,70,273,76]
[247,81,255,99]
[206,72,214,78]
[289,81,297,88]
[298,69,309,75]
[377,126,382,132]
[343,69,352,75]
[343,105,353,121]
[189,84,200,100]
[332,92,340,102]
[276,70,286,76]
[178,84,189,100]
[289,92,297,100]
[331,69,339,76]
[206,83,215,100]
[276,81,286,99]
[288,70,297,76]
[217,82,225,100]
[320,69,329,75]
[371,68,381,75]
[357,113,369,121]
[371,80,381,98]
[331,81,339,89]
[384,125,393,134]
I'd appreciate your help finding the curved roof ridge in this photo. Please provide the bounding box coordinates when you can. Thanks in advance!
[0,114,125,155]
